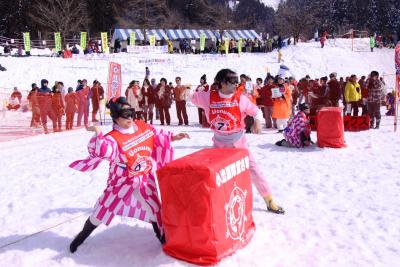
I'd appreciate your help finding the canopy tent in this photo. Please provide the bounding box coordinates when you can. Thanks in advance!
[112,29,144,41]
[145,29,168,40]
[214,30,261,40]
[166,29,215,40]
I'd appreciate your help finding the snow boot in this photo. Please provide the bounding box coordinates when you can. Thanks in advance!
[275,140,284,146]
[374,120,380,129]
[152,222,165,245]
[264,195,285,214]
[70,218,98,253]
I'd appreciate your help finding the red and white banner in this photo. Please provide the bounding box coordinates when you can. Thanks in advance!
[107,62,122,100]
[395,44,400,131]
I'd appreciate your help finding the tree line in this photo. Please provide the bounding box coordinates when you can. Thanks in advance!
[0,0,399,40]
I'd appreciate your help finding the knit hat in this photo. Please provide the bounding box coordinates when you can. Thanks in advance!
[31,83,37,89]
[40,79,48,87]
[299,103,310,111]
[200,74,206,82]
[106,97,131,120]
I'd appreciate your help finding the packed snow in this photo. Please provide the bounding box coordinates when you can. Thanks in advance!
[0,39,399,267]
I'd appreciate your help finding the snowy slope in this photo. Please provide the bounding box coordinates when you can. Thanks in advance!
[0,39,400,267]
[260,0,281,10]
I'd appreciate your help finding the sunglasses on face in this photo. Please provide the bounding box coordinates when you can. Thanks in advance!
[119,108,135,119]
[225,76,239,85]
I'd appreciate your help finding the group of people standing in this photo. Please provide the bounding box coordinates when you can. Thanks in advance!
[27,79,104,133]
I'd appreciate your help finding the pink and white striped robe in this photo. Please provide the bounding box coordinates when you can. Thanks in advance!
[69,124,174,235]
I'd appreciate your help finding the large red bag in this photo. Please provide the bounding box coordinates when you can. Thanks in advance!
[317,107,346,148]
[157,148,255,265]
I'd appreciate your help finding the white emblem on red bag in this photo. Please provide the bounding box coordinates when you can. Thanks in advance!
[225,184,247,242]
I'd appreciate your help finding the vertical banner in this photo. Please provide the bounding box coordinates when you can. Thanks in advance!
[80,32,87,50]
[101,32,109,53]
[107,62,122,100]
[149,35,156,46]
[130,32,136,47]
[200,33,206,51]
[54,32,62,52]
[23,32,31,52]
[224,38,229,55]
[394,44,400,132]
[238,38,242,54]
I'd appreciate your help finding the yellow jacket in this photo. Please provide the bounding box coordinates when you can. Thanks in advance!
[344,82,361,102]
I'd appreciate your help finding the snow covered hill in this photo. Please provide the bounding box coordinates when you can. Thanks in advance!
[0,38,399,267]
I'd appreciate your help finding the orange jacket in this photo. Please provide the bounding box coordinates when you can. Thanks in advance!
[272,85,292,119]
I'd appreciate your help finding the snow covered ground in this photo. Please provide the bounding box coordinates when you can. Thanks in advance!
[0,39,399,266]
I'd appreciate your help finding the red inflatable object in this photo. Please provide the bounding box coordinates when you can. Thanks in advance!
[317,107,346,148]
[157,148,255,265]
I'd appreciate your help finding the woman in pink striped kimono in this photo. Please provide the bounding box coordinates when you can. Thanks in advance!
[69,97,189,253]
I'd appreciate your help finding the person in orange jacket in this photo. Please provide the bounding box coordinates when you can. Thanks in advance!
[52,83,65,131]
[65,87,79,130]
[272,76,292,132]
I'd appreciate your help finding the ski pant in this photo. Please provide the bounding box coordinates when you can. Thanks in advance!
[30,106,41,127]
[368,101,381,126]
[77,101,88,126]
[159,107,170,125]
[66,112,75,130]
[263,105,273,128]
[39,105,56,130]
[54,114,62,130]
[346,102,359,116]
[176,100,188,125]
[142,104,154,123]
[213,135,271,197]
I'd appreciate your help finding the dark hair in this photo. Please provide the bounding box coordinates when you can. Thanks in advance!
[143,78,150,86]
[106,97,131,122]
[58,81,64,86]
[215,69,236,89]
[160,78,167,84]
[256,78,263,82]
[370,71,379,77]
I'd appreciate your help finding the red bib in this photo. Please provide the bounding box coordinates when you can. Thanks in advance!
[108,120,155,176]
[209,90,242,132]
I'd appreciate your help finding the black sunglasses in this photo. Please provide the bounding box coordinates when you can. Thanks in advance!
[225,76,239,85]
[119,108,135,119]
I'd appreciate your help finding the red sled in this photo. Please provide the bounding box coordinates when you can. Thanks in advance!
[343,115,370,131]
[317,107,346,148]
[157,148,255,265]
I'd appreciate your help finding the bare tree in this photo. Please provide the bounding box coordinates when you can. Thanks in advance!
[275,0,319,43]
[29,0,88,37]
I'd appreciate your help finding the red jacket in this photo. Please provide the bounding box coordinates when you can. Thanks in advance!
[259,84,274,106]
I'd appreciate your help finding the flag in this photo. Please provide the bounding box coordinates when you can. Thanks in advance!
[130,32,136,47]
[54,32,62,52]
[101,32,109,53]
[80,32,87,50]
[149,35,156,46]
[23,32,31,52]
[238,38,242,54]
[200,33,206,51]
[107,62,122,100]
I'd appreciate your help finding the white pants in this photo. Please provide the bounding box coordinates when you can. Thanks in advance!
[276,119,288,130]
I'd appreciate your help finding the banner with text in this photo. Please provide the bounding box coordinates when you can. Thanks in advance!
[80,32,87,50]
[130,32,136,47]
[23,32,31,52]
[54,32,62,52]
[101,32,109,53]
[107,62,122,100]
